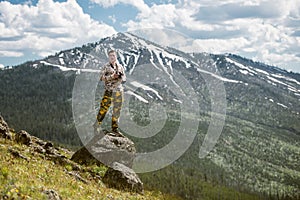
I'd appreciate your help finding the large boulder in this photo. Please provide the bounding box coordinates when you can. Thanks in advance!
[103,162,144,194]
[71,131,136,168]
[0,115,12,140]
[15,130,32,145]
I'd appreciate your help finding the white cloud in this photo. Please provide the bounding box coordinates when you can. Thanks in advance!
[118,0,300,72]
[132,28,191,48]
[1,0,299,72]
[0,0,116,58]
[122,1,200,31]
[125,3,178,29]
[0,50,24,57]
[90,0,150,14]
[0,63,4,69]
[183,37,251,53]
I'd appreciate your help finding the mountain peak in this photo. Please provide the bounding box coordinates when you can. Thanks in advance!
[1,31,300,199]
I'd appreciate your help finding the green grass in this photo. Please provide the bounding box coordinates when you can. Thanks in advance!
[0,135,182,200]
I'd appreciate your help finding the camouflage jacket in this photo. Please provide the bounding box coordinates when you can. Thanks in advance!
[99,62,127,92]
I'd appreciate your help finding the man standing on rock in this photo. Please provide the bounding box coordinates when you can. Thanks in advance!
[93,49,126,137]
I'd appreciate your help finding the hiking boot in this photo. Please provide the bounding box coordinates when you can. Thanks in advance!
[111,129,125,137]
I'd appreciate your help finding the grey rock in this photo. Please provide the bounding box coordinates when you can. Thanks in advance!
[0,115,12,140]
[71,131,136,168]
[15,130,32,145]
[43,189,61,200]
[103,162,144,194]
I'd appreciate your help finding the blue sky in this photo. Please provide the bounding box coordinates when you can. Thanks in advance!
[0,0,299,72]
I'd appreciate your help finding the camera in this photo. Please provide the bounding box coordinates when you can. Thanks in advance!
[118,71,123,78]
[118,72,126,83]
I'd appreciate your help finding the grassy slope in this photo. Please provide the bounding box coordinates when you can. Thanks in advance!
[0,134,181,200]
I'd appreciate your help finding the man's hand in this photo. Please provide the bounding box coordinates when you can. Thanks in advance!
[112,72,119,79]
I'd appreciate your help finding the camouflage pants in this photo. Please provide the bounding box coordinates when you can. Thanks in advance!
[96,89,124,131]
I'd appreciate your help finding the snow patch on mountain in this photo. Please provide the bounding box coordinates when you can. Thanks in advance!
[266,75,298,90]
[239,69,249,75]
[41,61,78,72]
[287,87,299,93]
[267,80,277,86]
[173,98,182,103]
[125,90,149,103]
[277,103,288,108]
[130,81,163,100]
[264,97,289,108]
[196,67,243,84]
[225,57,257,75]
[124,32,192,71]
[254,68,270,75]
[129,53,139,75]
[271,73,300,85]
[59,58,65,65]
[40,61,100,74]
[223,57,300,93]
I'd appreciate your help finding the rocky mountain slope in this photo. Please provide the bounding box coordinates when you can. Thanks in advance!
[0,114,261,200]
[0,115,181,199]
[0,32,299,199]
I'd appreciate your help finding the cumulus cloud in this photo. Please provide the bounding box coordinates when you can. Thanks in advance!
[90,0,150,14]
[194,1,293,22]
[0,0,116,58]
[1,0,299,72]
[113,0,300,72]
[0,50,24,57]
